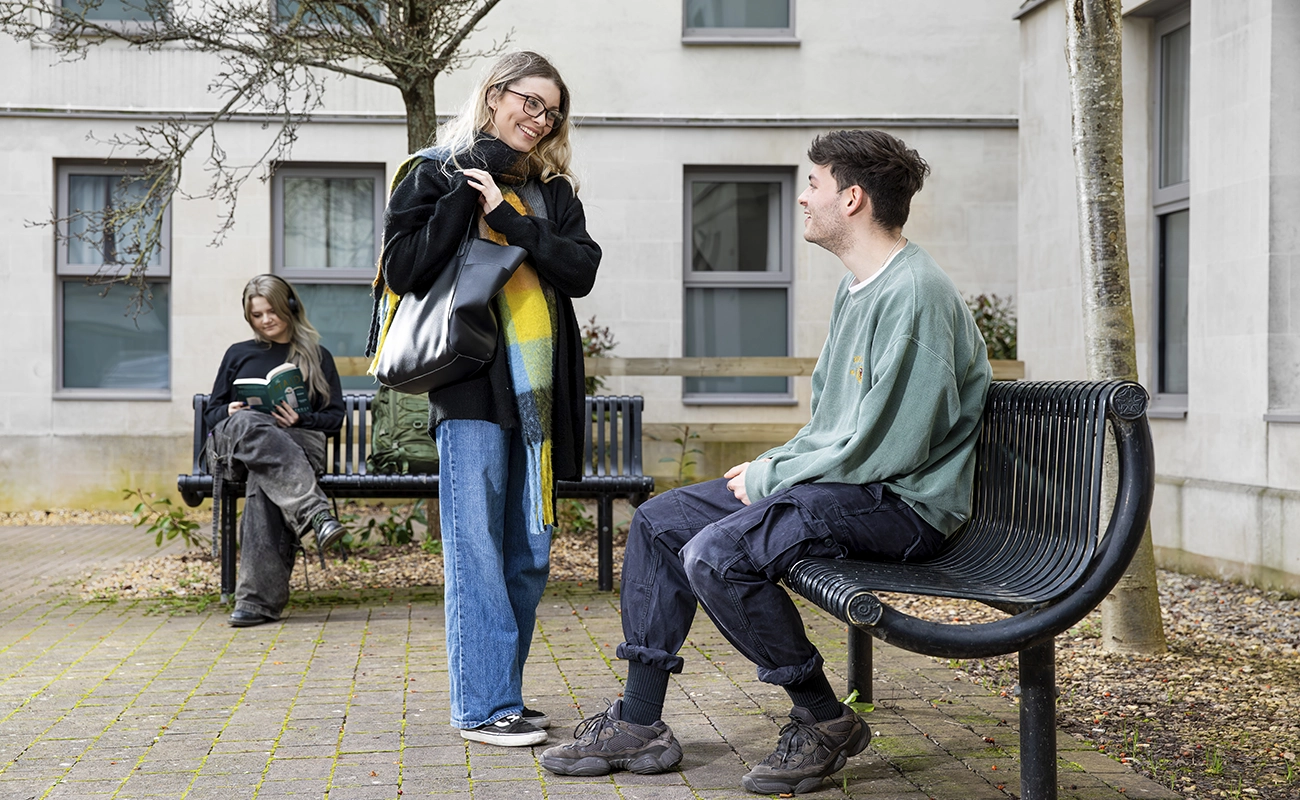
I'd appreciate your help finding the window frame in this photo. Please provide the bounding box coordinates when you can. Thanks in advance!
[1149,6,1191,416]
[270,163,385,283]
[681,0,798,45]
[271,162,385,395]
[54,161,173,399]
[682,166,796,405]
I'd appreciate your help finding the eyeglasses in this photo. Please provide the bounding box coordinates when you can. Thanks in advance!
[503,88,564,127]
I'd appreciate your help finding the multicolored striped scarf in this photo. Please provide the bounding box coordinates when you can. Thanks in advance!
[366,154,557,533]
[489,186,557,532]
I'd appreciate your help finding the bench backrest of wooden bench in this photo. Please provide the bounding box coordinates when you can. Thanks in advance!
[189,393,646,479]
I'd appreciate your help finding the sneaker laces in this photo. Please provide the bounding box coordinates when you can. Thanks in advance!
[763,716,821,767]
[571,701,617,745]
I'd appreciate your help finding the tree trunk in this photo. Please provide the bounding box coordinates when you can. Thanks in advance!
[402,78,440,153]
[1065,0,1167,654]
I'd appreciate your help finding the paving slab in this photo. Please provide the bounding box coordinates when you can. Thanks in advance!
[0,526,1176,799]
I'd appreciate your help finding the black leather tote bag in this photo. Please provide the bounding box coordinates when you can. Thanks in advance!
[375,218,527,394]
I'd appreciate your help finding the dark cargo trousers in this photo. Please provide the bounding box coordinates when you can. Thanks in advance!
[616,478,945,685]
[209,411,330,620]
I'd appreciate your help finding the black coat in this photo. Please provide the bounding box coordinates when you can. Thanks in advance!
[379,138,601,481]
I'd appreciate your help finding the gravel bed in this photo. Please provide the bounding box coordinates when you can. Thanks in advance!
[886,573,1300,798]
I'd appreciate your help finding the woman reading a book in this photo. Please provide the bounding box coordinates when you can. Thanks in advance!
[366,51,600,747]
[205,274,347,628]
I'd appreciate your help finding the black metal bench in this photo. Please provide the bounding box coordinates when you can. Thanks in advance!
[178,394,654,599]
[784,380,1154,800]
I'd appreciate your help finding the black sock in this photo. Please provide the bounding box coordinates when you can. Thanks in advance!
[784,669,843,722]
[621,661,671,726]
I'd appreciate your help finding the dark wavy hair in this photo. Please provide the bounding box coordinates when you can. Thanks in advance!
[807,130,931,230]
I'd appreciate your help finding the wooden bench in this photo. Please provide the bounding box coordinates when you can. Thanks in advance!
[784,380,1155,800]
[178,394,654,599]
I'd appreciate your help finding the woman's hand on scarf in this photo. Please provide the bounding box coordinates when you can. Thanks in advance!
[271,401,300,428]
[461,168,504,213]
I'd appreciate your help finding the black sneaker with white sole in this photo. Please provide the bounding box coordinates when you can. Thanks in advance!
[523,707,550,729]
[539,699,682,776]
[460,714,548,747]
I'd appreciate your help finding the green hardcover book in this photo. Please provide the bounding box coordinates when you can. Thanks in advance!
[233,362,312,415]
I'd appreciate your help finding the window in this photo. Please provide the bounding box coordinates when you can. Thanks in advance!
[683,168,795,402]
[272,164,384,391]
[1153,10,1190,400]
[63,0,164,23]
[56,163,171,394]
[683,0,796,43]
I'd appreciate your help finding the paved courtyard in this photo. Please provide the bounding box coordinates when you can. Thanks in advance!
[0,525,1176,800]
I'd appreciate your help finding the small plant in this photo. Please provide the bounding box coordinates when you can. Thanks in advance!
[1205,747,1224,776]
[556,498,595,538]
[965,293,1017,361]
[346,500,428,548]
[841,688,875,715]
[658,426,703,486]
[124,488,208,550]
[581,315,619,395]
[420,534,442,556]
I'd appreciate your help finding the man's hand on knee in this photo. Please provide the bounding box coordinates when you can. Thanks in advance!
[724,459,769,506]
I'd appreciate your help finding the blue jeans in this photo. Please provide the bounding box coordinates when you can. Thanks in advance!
[617,478,944,686]
[435,419,552,729]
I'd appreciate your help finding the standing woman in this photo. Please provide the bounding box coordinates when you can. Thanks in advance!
[367,51,600,746]
[206,275,346,628]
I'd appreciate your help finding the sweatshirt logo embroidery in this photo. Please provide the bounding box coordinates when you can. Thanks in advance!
[849,355,864,384]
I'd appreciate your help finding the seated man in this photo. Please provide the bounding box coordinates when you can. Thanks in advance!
[540,129,992,794]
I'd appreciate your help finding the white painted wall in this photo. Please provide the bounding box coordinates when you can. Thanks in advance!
[0,0,1021,508]
[1017,0,1300,590]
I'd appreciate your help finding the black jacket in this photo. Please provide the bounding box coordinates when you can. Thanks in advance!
[379,138,601,481]
[204,340,344,434]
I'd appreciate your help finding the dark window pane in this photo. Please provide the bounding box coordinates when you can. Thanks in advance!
[62,280,169,389]
[1159,210,1189,394]
[294,283,377,392]
[283,177,376,270]
[686,0,789,28]
[690,181,782,273]
[684,287,788,394]
[1160,24,1190,188]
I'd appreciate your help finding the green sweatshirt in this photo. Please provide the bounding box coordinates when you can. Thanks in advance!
[744,243,992,536]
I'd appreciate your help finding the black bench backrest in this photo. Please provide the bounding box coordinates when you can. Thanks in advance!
[188,393,646,481]
[787,380,1150,612]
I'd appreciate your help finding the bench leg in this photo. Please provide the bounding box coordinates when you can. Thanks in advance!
[597,495,614,591]
[1019,638,1057,800]
[220,492,238,604]
[846,625,873,703]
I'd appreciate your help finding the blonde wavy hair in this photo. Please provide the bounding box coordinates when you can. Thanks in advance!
[435,51,577,188]
[241,275,331,406]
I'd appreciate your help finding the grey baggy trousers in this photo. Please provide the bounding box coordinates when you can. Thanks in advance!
[209,411,329,619]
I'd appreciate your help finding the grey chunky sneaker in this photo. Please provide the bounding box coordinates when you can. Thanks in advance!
[539,699,683,776]
[741,704,870,795]
[460,713,548,747]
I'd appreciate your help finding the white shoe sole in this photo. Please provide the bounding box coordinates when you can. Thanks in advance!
[460,727,548,747]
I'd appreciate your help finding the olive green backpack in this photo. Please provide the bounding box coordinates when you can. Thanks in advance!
[367,386,439,474]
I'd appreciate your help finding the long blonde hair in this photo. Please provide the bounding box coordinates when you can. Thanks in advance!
[435,51,577,188]
[242,275,331,406]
